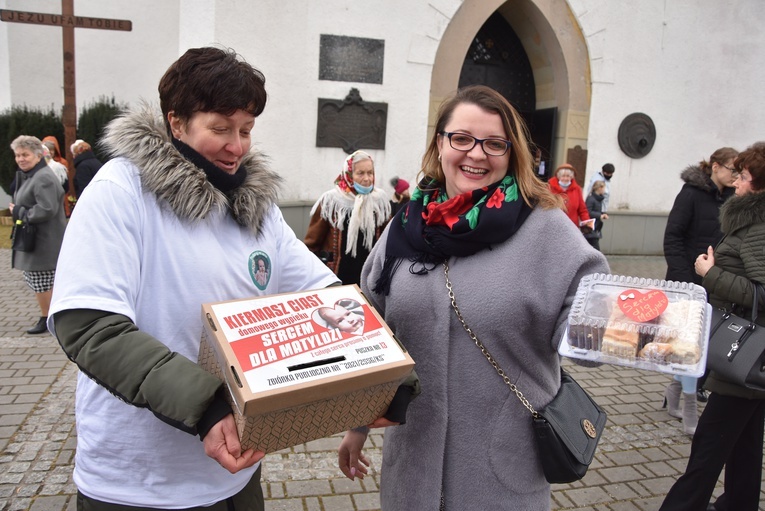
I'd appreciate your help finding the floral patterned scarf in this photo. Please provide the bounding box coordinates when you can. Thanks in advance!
[373,174,532,295]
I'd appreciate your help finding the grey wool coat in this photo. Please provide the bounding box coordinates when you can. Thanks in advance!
[12,160,67,271]
[361,206,609,511]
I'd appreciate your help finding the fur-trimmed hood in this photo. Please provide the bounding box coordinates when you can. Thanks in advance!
[100,104,282,236]
[680,164,716,193]
[720,190,765,234]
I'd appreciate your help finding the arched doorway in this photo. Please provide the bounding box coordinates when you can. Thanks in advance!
[429,0,591,182]
[458,11,557,179]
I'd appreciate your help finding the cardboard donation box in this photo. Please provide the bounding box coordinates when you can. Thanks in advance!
[199,285,415,453]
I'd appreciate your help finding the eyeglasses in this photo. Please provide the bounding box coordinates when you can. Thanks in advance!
[723,164,736,172]
[439,131,512,156]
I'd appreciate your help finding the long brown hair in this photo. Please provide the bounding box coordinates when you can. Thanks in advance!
[419,85,561,209]
[699,147,738,176]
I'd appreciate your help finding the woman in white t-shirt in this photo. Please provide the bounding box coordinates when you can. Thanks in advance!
[48,47,339,511]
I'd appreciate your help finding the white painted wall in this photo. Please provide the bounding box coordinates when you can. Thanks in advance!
[2,0,764,219]
[571,0,765,212]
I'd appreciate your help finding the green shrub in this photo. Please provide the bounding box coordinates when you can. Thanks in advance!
[0,105,64,195]
[77,96,128,163]
[0,98,128,196]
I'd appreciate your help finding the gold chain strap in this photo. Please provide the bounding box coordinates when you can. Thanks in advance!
[443,261,539,418]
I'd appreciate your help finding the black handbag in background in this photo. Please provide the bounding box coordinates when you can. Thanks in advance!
[707,281,765,391]
[11,219,36,252]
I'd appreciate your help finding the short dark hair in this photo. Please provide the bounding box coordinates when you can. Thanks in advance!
[735,142,765,191]
[602,163,615,174]
[158,47,267,135]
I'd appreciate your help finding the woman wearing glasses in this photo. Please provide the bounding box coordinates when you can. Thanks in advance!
[337,85,608,510]
[661,142,765,511]
[305,150,390,285]
[661,147,738,435]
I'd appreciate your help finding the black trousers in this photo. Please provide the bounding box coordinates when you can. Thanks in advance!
[77,465,264,511]
[659,393,765,511]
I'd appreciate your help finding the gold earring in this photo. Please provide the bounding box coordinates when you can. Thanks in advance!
[438,154,442,162]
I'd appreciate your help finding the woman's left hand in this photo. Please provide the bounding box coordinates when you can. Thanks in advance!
[338,429,371,480]
[8,203,13,214]
[694,246,715,277]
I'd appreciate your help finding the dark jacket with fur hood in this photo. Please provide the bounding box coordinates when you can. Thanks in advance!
[664,165,734,285]
[100,103,282,235]
[703,190,765,399]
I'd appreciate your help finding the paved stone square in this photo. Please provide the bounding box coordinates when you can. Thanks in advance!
[1,249,764,510]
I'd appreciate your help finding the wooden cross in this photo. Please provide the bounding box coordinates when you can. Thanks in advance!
[1,0,131,197]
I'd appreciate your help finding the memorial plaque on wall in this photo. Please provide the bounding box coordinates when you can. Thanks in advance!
[319,34,384,84]
[316,88,387,154]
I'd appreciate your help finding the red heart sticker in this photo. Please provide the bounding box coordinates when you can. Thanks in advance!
[616,289,668,322]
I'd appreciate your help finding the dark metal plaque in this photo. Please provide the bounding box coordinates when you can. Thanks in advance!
[319,34,384,84]
[618,113,656,159]
[316,88,387,154]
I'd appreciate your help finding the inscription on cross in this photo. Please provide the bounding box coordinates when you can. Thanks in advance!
[1,0,131,198]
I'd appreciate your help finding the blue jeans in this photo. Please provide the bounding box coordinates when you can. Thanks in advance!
[674,374,697,394]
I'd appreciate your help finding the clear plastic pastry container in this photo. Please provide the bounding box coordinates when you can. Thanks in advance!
[560,273,712,377]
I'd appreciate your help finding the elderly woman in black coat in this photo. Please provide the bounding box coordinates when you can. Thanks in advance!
[70,139,104,198]
[9,135,67,334]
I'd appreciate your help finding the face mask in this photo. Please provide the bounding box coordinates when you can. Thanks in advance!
[603,173,613,181]
[354,182,374,195]
[559,181,571,190]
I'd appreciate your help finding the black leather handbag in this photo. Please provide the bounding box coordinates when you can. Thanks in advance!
[532,370,608,483]
[444,262,607,483]
[707,281,765,391]
[10,219,36,252]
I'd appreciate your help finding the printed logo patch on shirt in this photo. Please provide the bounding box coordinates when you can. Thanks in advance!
[249,251,272,290]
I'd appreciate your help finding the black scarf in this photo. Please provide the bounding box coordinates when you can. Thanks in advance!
[171,138,246,193]
[373,175,532,295]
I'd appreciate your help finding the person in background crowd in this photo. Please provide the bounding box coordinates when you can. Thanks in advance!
[548,163,593,230]
[586,163,615,212]
[664,147,738,285]
[42,136,66,166]
[41,144,69,191]
[389,176,410,219]
[584,179,608,251]
[337,85,608,510]
[660,142,765,511]
[8,135,67,335]
[662,146,738,425]
[70,139,104,198]
[304,150,390,286]
[48,47,339,511]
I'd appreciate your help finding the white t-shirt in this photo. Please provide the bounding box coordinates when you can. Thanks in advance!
[49,157,338,508]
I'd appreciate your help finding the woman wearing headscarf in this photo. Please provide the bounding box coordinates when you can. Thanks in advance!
[305,150,390,285]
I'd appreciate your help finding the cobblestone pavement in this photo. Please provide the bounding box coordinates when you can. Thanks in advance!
[1,250,764,510]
